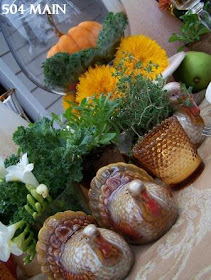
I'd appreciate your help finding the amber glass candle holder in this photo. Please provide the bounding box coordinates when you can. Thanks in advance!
[133,117,204,188]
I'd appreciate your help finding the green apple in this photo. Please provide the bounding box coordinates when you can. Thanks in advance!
[173,51,211,92]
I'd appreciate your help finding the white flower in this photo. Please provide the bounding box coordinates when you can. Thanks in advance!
[36,184,49,198]
[5,153,39,187]
[0,157,7,179]
[0,222,22,262]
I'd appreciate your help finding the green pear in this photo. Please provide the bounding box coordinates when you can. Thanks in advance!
[173,51,211,92]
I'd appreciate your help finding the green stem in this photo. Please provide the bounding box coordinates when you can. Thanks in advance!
[24,205,34,216]
[31,189,48,208]
[27,194,36,210]
[32,212,38,220]
[13,220,25,230]
[47,13,64,37]
[35,202,42,214]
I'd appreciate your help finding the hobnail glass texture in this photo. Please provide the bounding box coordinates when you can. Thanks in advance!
[133,117,202,186]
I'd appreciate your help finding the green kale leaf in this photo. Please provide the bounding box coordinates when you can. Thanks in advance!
[0,180,30,225]
[13,118,83,199]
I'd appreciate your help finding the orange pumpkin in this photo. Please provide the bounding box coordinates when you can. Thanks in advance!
[47,21,102,58]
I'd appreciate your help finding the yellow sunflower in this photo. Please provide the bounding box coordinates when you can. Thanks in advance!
[62,93,77,111]
[76,65,119,104]
[114,35,168,79]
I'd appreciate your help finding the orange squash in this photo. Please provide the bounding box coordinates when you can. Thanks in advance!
[47,21,102,58]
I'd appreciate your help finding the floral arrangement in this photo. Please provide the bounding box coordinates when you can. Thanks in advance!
[0,10,207,279]
[63,34,169,107]
[0,153,52,263]
[0,94,121,264]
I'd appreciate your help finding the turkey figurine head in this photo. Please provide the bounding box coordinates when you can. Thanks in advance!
[36,210,133,280]
[89,163,178,244]
[163,82,201,118]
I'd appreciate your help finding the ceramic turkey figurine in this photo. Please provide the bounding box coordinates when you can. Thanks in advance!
[36,211,133,280]
[89,163,178,244]
[163,82,205,147]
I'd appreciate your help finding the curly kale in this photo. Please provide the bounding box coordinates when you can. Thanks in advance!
[43,48,98,88]
[4,154,20,167]
[13,118,83,199]
[10,207,34,225]
[97,11,128,62]
[0,94,120,263]
[0,180,30,225]
[43,12,128,88]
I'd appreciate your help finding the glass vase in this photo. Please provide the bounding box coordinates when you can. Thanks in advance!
[133,116,204,188]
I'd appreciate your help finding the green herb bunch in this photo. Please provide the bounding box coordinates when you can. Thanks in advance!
[13,93,119,202]
[53,94,120,152]
[13,118,83,200]
[169,11,210,51]
[113,56,174,141]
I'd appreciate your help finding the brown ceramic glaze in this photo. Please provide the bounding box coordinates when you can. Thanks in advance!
[89,163,178,244]
[36,211,133,280]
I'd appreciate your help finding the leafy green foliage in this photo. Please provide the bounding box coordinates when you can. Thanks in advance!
[43,12,128,88]
[169,11,209,51]
[12,95,120,201]
[97,11,128,63]
[54,94,120,151]
[0,180,30,225]
[114,59,174,140]
[11,207,34,225]
[43,48,97,88]
[13,118,83,199]
[4,154,20,167]
[0,153,35,225]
